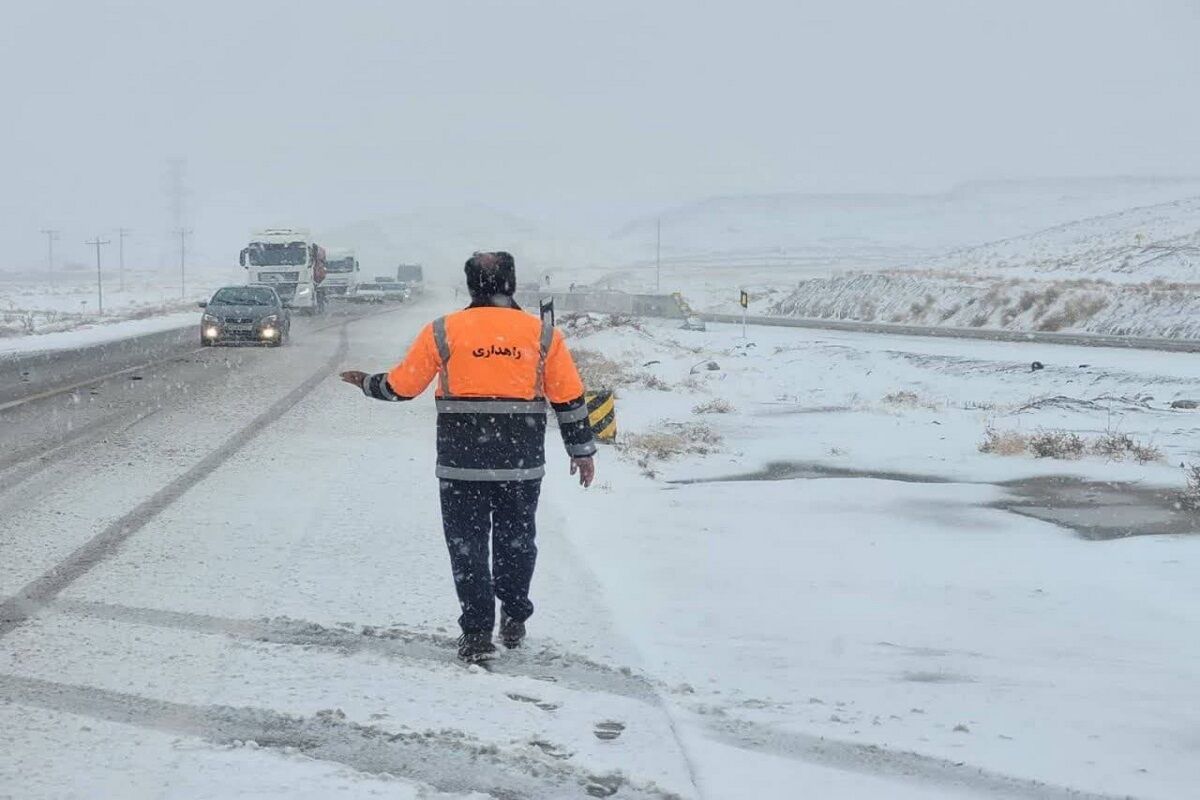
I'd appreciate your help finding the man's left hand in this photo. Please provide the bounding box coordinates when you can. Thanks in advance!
[570,456,595,488]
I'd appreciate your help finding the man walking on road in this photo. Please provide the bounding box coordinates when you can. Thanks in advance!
[340,252,597,662]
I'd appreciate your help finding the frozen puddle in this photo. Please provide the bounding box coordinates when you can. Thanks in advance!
[1000,475,1199,540]
[673,461,1200,540]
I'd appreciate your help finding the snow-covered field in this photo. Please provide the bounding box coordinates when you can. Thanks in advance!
[0,269,226,342]
[581,180,1200,340]
[2,302,1197,798]
[9,178,1200,348]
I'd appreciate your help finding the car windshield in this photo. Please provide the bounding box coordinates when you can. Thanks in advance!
[246,242,308,266]
[327,257,356,273]
[210,287,276,306]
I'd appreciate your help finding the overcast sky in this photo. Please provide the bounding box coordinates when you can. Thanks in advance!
[3,0,1198,268]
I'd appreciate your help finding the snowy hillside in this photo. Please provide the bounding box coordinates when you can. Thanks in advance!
[767,271,1200,339]
[930,195,1200,282]
[608,177,1200,275]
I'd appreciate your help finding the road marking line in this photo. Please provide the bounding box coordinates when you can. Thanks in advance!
[0,327,349,637]
[0,352,201,414]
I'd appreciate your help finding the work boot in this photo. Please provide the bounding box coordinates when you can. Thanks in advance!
[499,614,526,649]
[457,632,496,663]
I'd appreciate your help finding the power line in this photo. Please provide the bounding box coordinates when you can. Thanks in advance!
[40,229,60,285]
[116,228,131,292]
[655,218,661,293]
[85,237,111,315]
[174,228,192,299]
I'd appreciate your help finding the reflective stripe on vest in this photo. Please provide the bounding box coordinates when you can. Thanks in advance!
[554,404,589,424]
[565,441,598,457]
[533,317,554,398]
[435,399,547,414]
[431,314,555,407]
[436,464,547,481]
[432,316,452,396]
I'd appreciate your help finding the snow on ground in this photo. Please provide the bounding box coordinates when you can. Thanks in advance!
[932,195,1200,283]
[764,270,1200,339]
[606,178,1200,277]
[585,183,1200,339]
[3,304,1199,798]
[0,310,198,356]
[0,269,227,341]
[737,194,1200,337]
[560,314,1200,799]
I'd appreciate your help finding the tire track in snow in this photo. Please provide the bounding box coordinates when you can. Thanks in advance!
[0,408,162,496]
[0,672,679,800]
[51,599,661,704]
[0,326,351,638]
[30,596,1137,800]
[704,716,1135,800]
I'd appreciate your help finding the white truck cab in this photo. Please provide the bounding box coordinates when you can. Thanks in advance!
[323,248,361,299]
[239,228,328,314]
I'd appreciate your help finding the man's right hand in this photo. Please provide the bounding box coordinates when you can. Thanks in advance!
[570,456,595,488]
[339,370,368,387]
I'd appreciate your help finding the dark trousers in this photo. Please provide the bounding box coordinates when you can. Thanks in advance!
[439,479,542,634]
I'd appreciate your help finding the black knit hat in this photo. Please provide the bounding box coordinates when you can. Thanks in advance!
[464,251,517,297]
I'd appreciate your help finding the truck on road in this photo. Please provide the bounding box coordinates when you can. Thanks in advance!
[396,263,424,296]
[239,228,328,314]
[323,249,361,299]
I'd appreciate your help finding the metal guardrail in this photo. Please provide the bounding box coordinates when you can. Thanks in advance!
[515,291,687,319]
[700,313,1200,353]
[0,326,197,409]
[517,289,1200,354]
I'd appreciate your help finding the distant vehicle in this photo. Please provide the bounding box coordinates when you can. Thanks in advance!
[239,228,328,314]
[396,263,424,295]
[349,276,411,303]
[323,248,361,298]
[198,285,291,346]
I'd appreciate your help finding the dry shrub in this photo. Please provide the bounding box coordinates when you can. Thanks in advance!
[1028,431,1086,459]
[573,348,672,391]
[979,428,1162,463]
[641,373,671,391]
[1036,295,1109,332]
[1090,431,1163,464]
[561,313,642,335]
[979,428,1030,456]
[621,422,723,465]
[883,390,921,406]
[692,398,734,415]
[883,390,940,410]
[573,349,632,388]
[1179,465,1200,512]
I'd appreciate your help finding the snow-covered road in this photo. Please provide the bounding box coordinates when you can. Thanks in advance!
[1,300,1197,799]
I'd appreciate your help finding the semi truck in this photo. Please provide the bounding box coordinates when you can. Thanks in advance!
[239,228,328,314]
[396,263,424,296]
[323,249,361,298]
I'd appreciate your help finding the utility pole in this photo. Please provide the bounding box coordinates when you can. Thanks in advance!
[86,237,110,314]
[175,228,192,298]
[116,228,131,292]
[655,217,661,294]
[40,229,59,285]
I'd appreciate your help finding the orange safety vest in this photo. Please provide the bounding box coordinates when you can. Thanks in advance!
[387,307,583,405]
[382,306,593,481]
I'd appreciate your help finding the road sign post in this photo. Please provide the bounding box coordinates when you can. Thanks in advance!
[739,289,749,337]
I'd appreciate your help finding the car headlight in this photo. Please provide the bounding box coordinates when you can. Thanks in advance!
[260,314,278,326]
[202,313,219,325]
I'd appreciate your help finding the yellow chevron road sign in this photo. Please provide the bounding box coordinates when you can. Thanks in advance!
[586,390,616,442]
